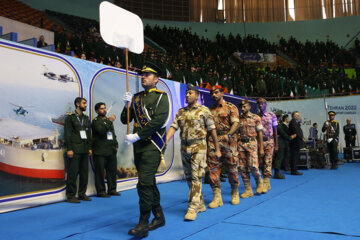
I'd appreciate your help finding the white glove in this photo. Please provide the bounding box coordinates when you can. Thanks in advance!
[325,121,329,127]
[125,133,140,145]
[327,138,333,143]
[123,92,133,105]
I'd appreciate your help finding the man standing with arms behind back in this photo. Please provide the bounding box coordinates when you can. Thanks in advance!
[121,63,170,238]
[343,118,357,148]
[64,97,92,203]
[289,111,304,175]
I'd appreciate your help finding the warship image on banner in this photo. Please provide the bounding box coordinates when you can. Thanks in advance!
[0,42,80,197]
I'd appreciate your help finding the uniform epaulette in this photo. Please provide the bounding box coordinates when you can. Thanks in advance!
[66,111,75,115]
[332,120,338,123]
[154,89,165,93]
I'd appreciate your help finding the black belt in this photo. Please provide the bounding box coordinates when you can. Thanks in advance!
[181,138,205,146]
[239,137,256,143]
[263,136,273,142]
[216,130,229,136]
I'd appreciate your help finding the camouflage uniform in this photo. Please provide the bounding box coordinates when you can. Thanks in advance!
[208,100,239,188]
[171,103,215,212]
[258,112,278,178]
[237,112,263,183]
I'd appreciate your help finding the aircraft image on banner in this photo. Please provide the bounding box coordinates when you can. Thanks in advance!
[10,102,33,116]
[42,65,75,83]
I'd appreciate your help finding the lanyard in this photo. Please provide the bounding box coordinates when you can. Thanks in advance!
[76,115,84,127]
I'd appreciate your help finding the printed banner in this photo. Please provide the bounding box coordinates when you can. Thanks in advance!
[234,52,276,63]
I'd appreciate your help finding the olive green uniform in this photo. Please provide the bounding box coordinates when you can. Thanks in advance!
[64,111,91,199]
[92,116,119,195]
[121,88,169,212]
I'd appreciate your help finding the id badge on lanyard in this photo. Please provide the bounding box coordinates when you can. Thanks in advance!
[77,115,87,139]
[107,132,113,140]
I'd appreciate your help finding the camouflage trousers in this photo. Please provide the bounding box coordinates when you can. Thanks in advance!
[181,140,207,212]
[207,136,239,188]
[259,139,274,178]
[238,139,262,183]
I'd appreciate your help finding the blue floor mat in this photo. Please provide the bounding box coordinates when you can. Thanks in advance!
[1,164,359,240]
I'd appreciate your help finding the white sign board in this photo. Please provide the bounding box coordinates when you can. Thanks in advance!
[99,1,144,54]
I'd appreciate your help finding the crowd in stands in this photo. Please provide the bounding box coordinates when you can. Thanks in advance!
[5,6,357,100]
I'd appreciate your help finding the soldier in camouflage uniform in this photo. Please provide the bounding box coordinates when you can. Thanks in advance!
[237,100,265,198]
[322,111,340,169]
[166,84,221,221]
[64,97,92,203]
[207,85,240,208]
[257,98,278,193]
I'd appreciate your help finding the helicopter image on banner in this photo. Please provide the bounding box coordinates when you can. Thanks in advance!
[42,65,75,83]
[10,102,33,116]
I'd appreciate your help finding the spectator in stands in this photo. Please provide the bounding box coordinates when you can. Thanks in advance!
[115,61,122,69]
[80,53,87,60]
[37,35,48,48]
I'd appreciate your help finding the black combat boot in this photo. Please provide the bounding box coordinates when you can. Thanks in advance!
[128,210,150,238]
[273,169,285,179]
[149,205,165,230]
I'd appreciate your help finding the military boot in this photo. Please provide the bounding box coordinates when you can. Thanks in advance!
[208,188,223,208]
[149,205,165,231]
[256,178,266,194]
[231,185,240,205]
[128,210,150,238]
[274,169,285,179]
[184,208,197,221]
[240,182,254,198]
[264,177,271,190]
[198,198,207,213]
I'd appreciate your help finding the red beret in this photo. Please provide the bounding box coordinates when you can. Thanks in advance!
[210,85,224,93]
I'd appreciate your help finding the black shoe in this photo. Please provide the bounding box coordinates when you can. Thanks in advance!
[78,195,92,201]
[291,171,303,175]
[97,193,110,198]
[67,197,80,203]
[149,205,165,231]
[274,170,285,179]
[128,211,150,238]
[109,192,121,196]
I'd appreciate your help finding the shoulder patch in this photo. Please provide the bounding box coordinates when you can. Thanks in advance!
[66,112,75,115]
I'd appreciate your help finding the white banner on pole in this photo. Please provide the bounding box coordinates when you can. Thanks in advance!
[99,1,144,54]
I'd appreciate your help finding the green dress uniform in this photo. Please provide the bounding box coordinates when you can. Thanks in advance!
[322,118,340,168]
[92,116,119,195]
[121,88,169,212]
[64,111,91,199]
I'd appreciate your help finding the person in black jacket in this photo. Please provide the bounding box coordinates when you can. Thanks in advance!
[288,111,305,175]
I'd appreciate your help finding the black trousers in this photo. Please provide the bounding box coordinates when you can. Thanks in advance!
[290,147,300,173]
[66,153,89,198]
[345,138,356,148]
[93,154,117,195]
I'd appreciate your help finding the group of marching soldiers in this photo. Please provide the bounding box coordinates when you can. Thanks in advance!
[64,62,342,239]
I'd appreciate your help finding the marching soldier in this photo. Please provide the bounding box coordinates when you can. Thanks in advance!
[64,97,92,203]
[166,84,221,221]
[322,111,340,169]
[92,102,119,197]
[237,100,265,198]
[121,63,170,238]
[207,85,240,208]
[257,98,278,192]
